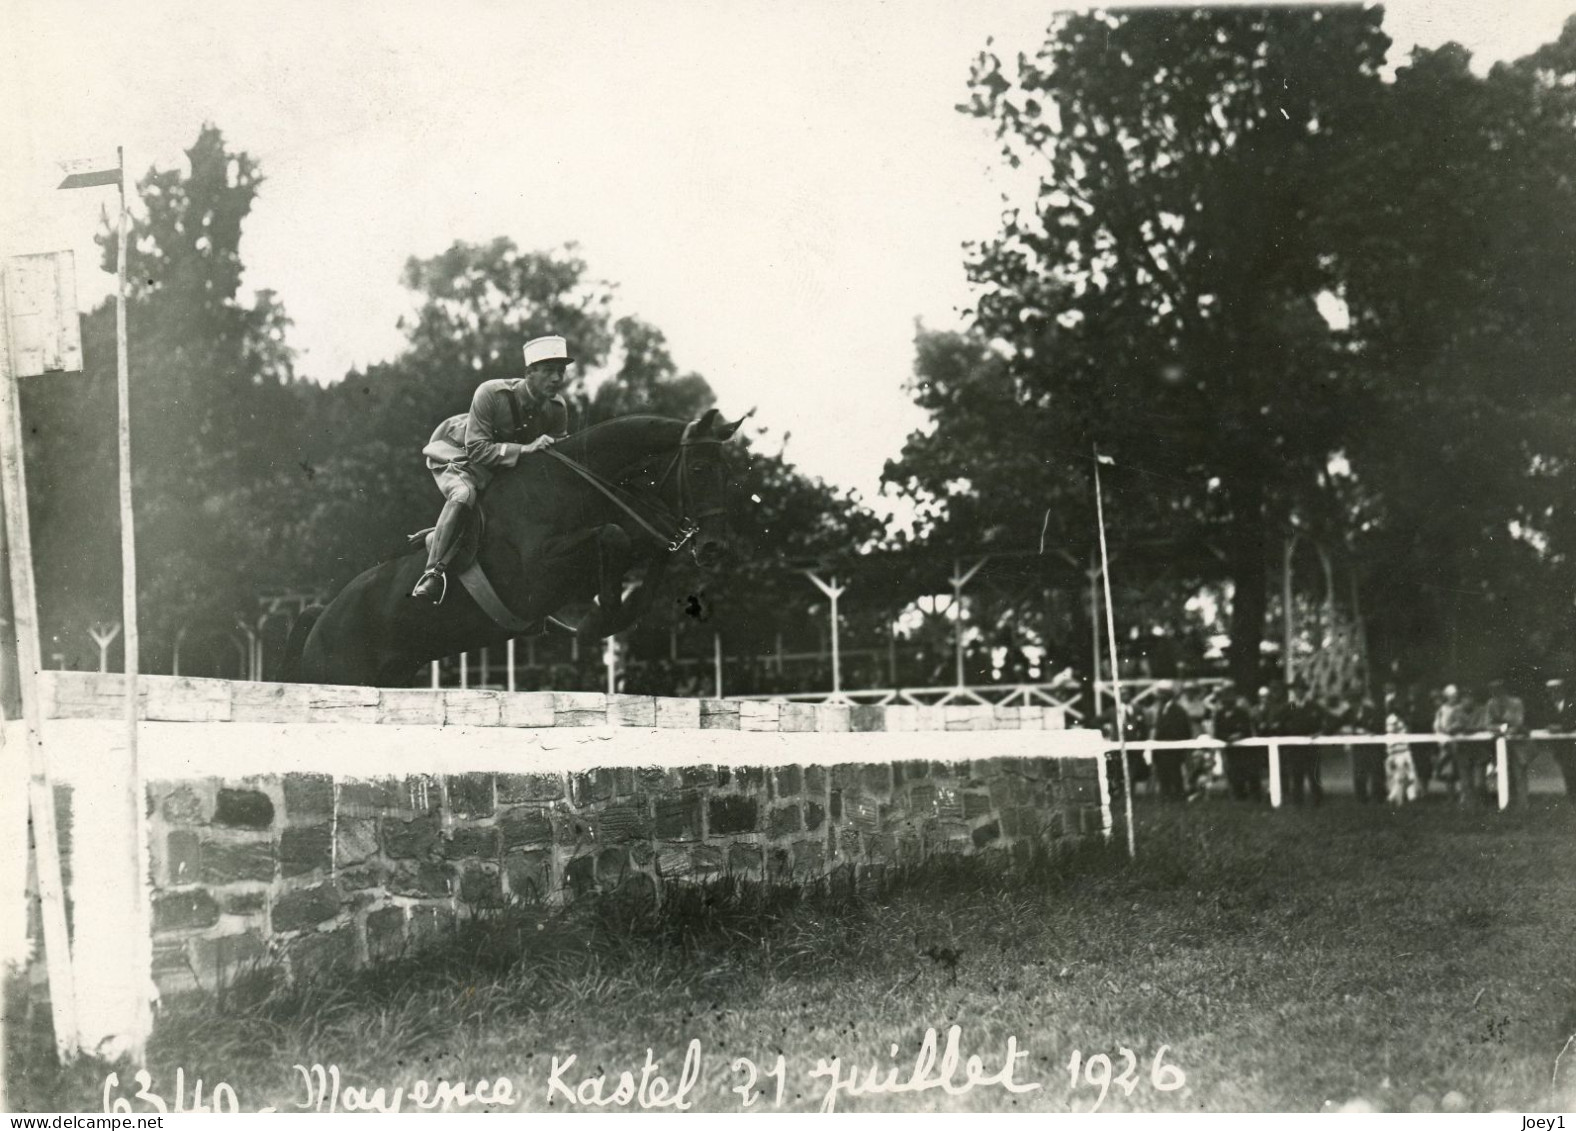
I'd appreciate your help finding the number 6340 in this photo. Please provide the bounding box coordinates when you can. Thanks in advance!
[1067,1046,1185,1111]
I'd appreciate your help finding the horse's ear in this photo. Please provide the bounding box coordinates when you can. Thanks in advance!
[695,408,722,436]
[713,406,756,442]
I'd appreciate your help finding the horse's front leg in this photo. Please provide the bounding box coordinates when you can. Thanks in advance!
[563,524,634,640]
[574,529,670,640]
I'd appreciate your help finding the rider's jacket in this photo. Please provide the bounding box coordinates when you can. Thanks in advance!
[422,379,570,489]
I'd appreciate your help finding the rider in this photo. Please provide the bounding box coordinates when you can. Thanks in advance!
[410,334,573,604]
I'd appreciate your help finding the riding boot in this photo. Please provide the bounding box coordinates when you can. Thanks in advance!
[411,497,473,604]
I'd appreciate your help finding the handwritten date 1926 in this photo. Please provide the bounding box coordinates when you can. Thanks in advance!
[1067,1046,1186,1111]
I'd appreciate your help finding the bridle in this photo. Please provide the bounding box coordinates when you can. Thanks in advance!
[545,420,726,556]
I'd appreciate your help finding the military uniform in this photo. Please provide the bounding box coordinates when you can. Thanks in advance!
[412,335,574,604]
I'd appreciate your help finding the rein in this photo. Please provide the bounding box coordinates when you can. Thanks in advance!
[544,422,721,553]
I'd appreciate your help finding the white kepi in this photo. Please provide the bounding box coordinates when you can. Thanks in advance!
[523,334,574,368]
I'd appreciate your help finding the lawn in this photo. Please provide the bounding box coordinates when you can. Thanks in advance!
[8,793,1576,1113]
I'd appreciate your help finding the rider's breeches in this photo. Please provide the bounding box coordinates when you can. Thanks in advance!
[426,464,480,569]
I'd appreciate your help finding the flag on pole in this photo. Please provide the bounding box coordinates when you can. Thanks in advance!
[57,154,122,190]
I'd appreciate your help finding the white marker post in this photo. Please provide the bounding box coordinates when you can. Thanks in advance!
[57,147,154,1059]
[1093,449,1135,859]
[1267,742,1283,808]
[0,250,83,1061]
[1495,735,1510,811]
[803,570,846,701]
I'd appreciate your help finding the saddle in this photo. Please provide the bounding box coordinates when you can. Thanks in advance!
[406,510,536,634]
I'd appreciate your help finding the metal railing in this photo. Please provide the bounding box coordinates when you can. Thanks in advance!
[730,680,1086,715]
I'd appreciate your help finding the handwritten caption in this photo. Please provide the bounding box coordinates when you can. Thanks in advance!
[102,1026,1186,1113]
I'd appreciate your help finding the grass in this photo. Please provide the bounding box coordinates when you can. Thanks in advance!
[7,794,1576,1113]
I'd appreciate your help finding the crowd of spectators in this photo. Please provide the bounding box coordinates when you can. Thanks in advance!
[1100,677,1576,809]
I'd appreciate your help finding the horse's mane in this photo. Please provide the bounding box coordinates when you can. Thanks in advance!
[550,414,689,478]
[564,413,681,443]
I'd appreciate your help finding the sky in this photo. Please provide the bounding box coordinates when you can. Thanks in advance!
[2,0,1571,508]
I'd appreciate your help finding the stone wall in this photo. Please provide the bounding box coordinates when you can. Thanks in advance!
[26,672,1110,1004]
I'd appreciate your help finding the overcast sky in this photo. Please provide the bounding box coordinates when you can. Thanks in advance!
[2,0,1570,507]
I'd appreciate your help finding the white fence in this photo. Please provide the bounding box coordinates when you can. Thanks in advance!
[1105,731,1572,811]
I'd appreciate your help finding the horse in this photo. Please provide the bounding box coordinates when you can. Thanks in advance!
[287,409,746,687]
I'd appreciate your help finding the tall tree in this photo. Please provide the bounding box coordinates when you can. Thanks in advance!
[1335,27,1576,682]
[894,8,1392,687]
[914,7,1576,689]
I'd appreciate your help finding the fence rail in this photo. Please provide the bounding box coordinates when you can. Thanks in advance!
[729,680,1087,714]
[1103,731,1572,812]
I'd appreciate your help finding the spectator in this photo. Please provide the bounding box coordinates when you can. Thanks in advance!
[1253,683,1289,738]
[1439,685,1490,807]
[1178,682,1218,798]
[1340,693,1379,803]
[1282,684,1325,806]
[1482,678,1530,809]
[1403,682,1438,796]
[1433,684,1466,798]
[1150,682,1195,801]
[1213,687,1260,801]
[1101,702,1149,795]
[1384,692,1421,804]
[1545,678,1576,807]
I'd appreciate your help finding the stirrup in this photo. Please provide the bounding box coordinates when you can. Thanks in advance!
[412,566,448,605]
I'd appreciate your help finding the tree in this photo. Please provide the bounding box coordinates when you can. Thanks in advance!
[1333,27,1576,683]
[26,124,302,670]
[906,8,1576,690]
[586,316,717,424]
[943,7,1395,690]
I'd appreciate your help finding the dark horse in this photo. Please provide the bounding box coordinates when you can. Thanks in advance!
[288,409,746,687]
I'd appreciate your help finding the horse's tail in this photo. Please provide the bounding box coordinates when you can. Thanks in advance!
[281,605,325,683]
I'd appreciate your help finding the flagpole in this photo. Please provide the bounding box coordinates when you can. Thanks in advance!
[114,145,154,1060]
[1094,447,1135,859]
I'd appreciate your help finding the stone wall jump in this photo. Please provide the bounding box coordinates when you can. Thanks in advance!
[24,672,1111,1009]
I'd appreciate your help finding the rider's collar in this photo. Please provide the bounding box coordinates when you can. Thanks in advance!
[514,377,562,406]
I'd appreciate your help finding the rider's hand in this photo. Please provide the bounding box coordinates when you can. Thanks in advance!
[526,436,556,453]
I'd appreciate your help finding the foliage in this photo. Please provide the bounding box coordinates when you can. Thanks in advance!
[22,131,884,674]
[26,124,304,669]
[891,8,1576,689]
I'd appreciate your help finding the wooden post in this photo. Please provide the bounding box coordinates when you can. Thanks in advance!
[713,633,723,699]
[1268,742,1283,809]
[109,149,154,1062]
[0,487,19,719]
[1092,454,1134,859]
[505,638,516,692]
[89,622,121,673]
[950,558,986,691]
[1087,556,1102,716]
[430,660,441,689]
[1495,736,1510,811]
[0,257,80,1059]
[803,571,846,699]
[1283,534,1298,687]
